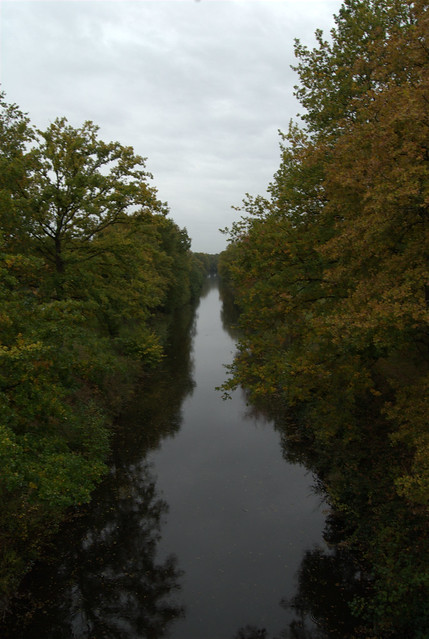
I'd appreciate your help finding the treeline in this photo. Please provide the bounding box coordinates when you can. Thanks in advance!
[219,1,428,636]
[0,94,212,606]
[193,252,219,276]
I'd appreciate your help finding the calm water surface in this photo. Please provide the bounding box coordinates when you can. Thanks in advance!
[4,278,329,639]
[148,279,327,638]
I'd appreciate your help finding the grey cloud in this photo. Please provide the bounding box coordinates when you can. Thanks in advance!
[1,0,341,252]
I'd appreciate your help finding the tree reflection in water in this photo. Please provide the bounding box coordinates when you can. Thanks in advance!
[232,515,366,639]
[3,458,184,639]
[281,543,364,638]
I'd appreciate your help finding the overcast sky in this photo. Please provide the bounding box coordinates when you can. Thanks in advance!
[1,0,341,253]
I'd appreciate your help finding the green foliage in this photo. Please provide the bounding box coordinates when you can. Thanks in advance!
[221,1,429,635]
[0,93,202,607]
[193,252,219,276]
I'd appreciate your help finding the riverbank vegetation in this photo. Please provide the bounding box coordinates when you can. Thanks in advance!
[0,94,212,608]
[219,1,428,636]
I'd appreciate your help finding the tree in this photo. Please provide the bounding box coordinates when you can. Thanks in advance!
[292,0,415,138]
[0,93,37,246]
[22,117,164,297]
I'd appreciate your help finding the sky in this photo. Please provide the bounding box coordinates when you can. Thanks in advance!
[0,0,341,254]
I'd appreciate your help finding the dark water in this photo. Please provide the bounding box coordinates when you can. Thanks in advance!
[3,278,338,639]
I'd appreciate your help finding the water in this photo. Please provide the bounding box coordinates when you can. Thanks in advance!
[3,277,329,639]
[148,278,327,638]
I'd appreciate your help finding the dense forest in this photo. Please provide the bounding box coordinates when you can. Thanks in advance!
[0,93,215,609]
[219,0,428,636]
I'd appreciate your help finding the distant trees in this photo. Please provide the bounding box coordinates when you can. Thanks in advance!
[193,252,219,276]
[0,94,207,606]
[220,0,428,634]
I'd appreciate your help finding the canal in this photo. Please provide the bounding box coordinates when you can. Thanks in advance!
[3,277,330,639]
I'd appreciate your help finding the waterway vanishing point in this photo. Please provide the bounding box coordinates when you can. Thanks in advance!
[2,278,338,639]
